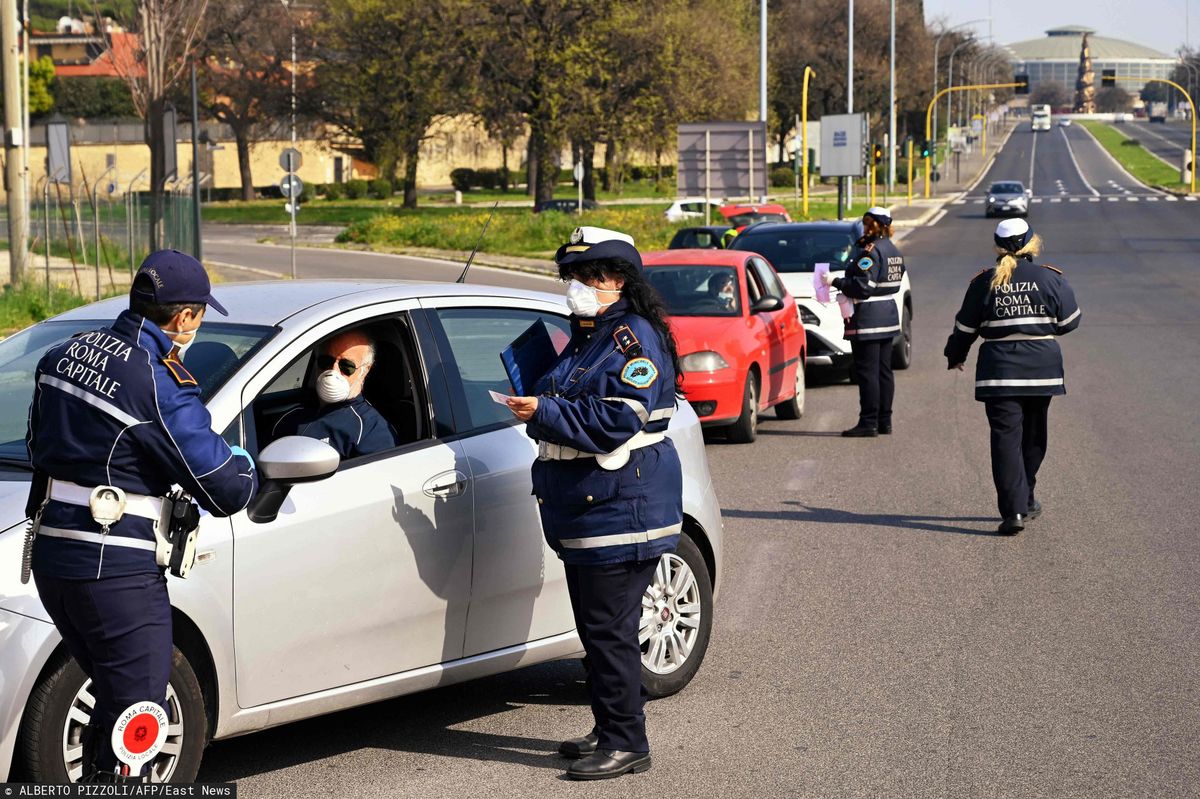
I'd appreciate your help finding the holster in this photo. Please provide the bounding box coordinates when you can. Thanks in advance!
[155,491,201,579]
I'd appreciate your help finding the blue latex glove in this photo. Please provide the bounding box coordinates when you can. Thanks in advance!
[230,444,255,471]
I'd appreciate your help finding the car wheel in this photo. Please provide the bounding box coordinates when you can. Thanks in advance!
[640,533,714,698]
[20,647,207,783]
[726,372,759,443]
[775,360,806,419]
[891,304,913,370]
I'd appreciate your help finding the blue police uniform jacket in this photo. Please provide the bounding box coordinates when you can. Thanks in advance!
[26,310,258,580]
[525,301,683,566]
[835,236,906,341]
[944,259,1081,400]
[272,395,396,459]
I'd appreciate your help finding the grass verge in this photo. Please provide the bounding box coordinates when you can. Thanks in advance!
[1077,121,1188,192]
[0,280,122,335]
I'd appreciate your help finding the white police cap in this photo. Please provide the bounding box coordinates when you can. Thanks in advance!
[994,217,1033,252]
[568,226,635,248]
[864,206,892,225]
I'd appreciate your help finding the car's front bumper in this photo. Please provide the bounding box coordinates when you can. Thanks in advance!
[681,368,744,426]
[987,199,1028,215]
[0,608,60,782]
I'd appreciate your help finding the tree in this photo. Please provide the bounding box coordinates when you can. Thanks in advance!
[196,0,294,200]
[51,77,136,118]
[314,0,467,208]
[1140,81,1172,104]
[1095,86,1132,113]
[3,55,55,116]
[105,0,211,249]
[1030,80,1071,108]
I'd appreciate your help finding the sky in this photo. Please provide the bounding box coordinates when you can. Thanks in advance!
[923,0,1193,57]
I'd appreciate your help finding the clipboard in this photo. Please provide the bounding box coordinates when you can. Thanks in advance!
[500,319,558,396]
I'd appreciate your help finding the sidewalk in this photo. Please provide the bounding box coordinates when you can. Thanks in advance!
[13,252,135,298]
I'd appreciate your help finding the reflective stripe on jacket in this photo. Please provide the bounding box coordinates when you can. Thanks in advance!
[837,236,905,340]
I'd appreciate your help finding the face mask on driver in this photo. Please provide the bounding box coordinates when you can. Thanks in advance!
[316,369,351,404]
[565,279,619,317]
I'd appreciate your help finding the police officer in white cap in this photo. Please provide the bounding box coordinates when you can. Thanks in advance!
[944,219,1081,534]
[823,206,906,436]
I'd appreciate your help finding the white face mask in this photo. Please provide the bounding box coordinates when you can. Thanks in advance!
[316,369,351,404]
[163,325,199,358]
[566,279,619,317]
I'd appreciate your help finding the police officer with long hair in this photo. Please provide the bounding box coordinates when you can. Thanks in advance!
[824,207,907,436]
[506,227,683,780]
[944,219,1081,534]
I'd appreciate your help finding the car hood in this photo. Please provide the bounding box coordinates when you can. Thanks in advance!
[0,475,50,622]
[669,315,750,354]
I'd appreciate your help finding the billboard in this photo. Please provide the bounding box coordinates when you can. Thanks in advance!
[819,113,868,178]
[676,122,769,200]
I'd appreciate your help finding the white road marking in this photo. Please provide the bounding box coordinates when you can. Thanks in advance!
[1108,197,1120,202]
[1147,197,1160,202]
[1127,196,1139,201]
[1050,198,1062,203]
[1186,196,1198,201]
[1077,123,1169,196]
[973,199,984,204]
[1058,127,1101,196]
[952,199,966,205]
[1028,128,1037,193]
[1089,197,1101,202]
[1032,198,1043,203]
[928,208,949,226]
[1166,196,1180,201]
[1069,197,1080,202]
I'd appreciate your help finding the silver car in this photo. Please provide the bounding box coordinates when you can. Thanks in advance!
[0,281,723,782]
[985,180,1031,218]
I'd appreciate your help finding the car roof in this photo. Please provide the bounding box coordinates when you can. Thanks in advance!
[733,220,859,236]
[672,225,732,234]
[643,249,748,267]
[49,280,564,328]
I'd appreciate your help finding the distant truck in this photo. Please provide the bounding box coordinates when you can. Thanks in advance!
[1031,104,1051,131]
[1149,102,1168,123]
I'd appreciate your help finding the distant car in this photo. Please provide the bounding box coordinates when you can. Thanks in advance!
[717,203,791,231]
[644,249,806,443]
[664,198,723,222]
[533,198,599,213]
[1058,117,1073,127]
[985,180,1031,218]
[668,226,733,250]
[728,221,913,374]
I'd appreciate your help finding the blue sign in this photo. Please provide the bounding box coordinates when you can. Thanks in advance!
[833,131,847,148]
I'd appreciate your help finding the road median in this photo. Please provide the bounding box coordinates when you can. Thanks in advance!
[1077,121,1189,194]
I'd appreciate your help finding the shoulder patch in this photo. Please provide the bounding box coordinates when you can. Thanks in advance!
[613,324,642,358]
[1042,264,1064,275]
[856,256,874,271]
[620,357,659,389]
[162,350,197,386]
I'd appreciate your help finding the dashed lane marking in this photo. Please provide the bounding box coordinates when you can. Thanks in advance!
[1050,198,1062,203]
[1127,196,1140,202]
[1186,196,1198,201]
[1069,198,1080,202]
[1166,196,1179,201]
[1089,197,1101,202]
[1108,197,1120,202]
[952,199,966,205]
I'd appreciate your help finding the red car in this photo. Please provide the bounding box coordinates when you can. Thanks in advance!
[718,203,792,232]
[644,249,806,443]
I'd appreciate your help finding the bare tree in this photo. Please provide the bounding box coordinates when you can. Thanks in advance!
[103,0,210,248]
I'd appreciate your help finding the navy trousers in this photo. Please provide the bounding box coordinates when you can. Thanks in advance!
[850,338,895,428]
[564,559,658,753]
[33,572,173,773]
[984,396,1052,518]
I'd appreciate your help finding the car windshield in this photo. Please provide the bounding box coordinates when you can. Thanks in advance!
[0,319,274,466]
[732,229,856,273]
[646,266,741,317]
[991,183,1024,194]
[727,213,788,227]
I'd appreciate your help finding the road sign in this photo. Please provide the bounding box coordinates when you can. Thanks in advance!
[280,174,304,199]
[280,148,303,173]
[819,113,868,178]
[573,162,584,182]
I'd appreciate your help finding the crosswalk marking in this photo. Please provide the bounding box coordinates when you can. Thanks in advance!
[1069,198,1080,202]
[1186,196,1198,202]
[1050,198,1062,203]
[1032,198,1043,203]
[1089,197,1101,202]
[1166,196,1180,202]
[1147,197,1160,202]
[1108,197,1120,202]
[952,199,966,205]
[1127,197,1139,202]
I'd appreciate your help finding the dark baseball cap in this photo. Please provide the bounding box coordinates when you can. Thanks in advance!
[130,249,228,316]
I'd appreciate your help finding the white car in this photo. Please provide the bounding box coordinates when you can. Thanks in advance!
[1058,117,1073,127]
[664,198,723,223]
[729,222,913,372]
[0,281,724,782]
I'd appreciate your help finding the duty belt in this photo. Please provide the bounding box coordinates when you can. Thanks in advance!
[49,480,164,520]
[538,430,667,471]
[983,334,1055,342]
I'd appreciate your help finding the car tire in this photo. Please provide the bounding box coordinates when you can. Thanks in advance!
[641,533,714,698]
[20,646,207,783]
[726,372,759,443]
[774,360,806,419]
[891,304,913,370]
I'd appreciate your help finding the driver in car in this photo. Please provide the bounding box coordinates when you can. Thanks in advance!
[272,329,397,459]
[710,273,738,311]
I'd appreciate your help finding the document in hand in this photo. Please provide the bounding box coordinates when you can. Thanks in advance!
[500,319,558,396]
[813,262,831,303]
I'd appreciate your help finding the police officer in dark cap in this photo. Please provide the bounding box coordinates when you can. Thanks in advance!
[505,226,683,780]
[25,249,258,782]
[822,206,907,436]
[944,219,1081,534]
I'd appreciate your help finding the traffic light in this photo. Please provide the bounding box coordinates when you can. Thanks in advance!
[872,143,883,165]
[1014,73,1029,95]
[1102,69,1116,87]
[919,141,932,159]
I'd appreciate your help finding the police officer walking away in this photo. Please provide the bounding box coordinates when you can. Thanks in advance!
[506,227,683,780]
[25,250,258,782]
[944,219,1081,534]
[824,207,906,436]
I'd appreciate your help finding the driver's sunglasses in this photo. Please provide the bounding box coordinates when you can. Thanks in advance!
[318,354,359,376]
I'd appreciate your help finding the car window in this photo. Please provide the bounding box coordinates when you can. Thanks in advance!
[745,266,765,302]
[682,202,701,213]
[733,229,856,273]
[646,266,741,317]
[750,259,785,299]
[431,307,571,432]
[0,319,274,466]
[991,182,1023,193]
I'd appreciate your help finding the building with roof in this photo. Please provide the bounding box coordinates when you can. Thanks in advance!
[1006,25,1176,96]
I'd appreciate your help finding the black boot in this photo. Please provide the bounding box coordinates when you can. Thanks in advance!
[841,424,878,438]
[558,728,599,759]
[1026,500,1043,520]
[566,750,652,780]
[997,515,1026,535]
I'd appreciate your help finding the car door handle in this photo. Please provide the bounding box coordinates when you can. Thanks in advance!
[423,470,467,498]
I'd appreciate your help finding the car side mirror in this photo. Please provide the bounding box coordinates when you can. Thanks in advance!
[751,296,783,313]
[248,436,340,524]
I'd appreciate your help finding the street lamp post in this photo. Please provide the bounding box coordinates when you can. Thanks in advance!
[932,19,987,173]
[947,39,974,146]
